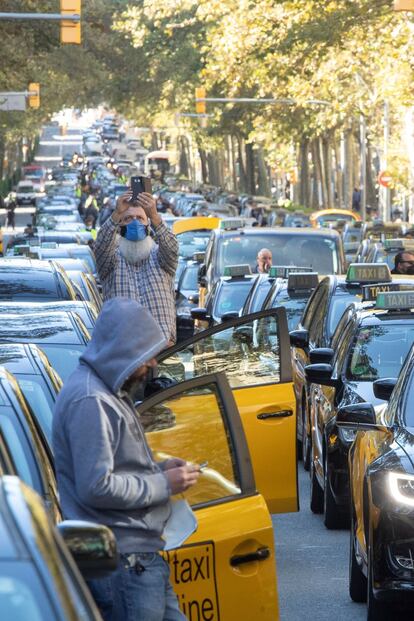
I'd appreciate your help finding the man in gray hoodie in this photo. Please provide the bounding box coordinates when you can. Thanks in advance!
[52,297,199,621]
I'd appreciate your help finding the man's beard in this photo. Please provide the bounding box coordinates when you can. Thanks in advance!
[118,235,155,264]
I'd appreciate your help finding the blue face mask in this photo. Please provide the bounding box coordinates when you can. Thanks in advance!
[125,220,148,242]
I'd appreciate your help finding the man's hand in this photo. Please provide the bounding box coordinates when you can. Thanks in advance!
[165,463,200,495]
[162,457,187,471]
[112,192,133,224]
[136,192,162,227]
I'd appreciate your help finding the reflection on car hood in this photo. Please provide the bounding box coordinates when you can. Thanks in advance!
[344,380,385,407]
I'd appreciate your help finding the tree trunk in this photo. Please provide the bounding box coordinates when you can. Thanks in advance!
[322,134,334,209]
[245,142,255,195]
[299,139,311,208]
[198,147,209,184]
[343,129,353,210]
[256,146,271,196]
[237,136,247,192]
[366,142,377,212]
[333,138,343,209]
[313,138,327,209]
[178,136,189,178]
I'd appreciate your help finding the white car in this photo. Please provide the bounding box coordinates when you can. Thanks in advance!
[15,181,37,206]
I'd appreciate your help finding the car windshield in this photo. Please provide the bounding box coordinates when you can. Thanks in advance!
[215,281,253,318]
[0,274,61,300]
[39,344,84,381]
[343,229,363,243]
[218,233,339,275]
[177,231,211,259]
[347,323,414,381]
[327,293,361,338]
[270,290,311,330]
[17,375,55,447]
[180,265,199,291]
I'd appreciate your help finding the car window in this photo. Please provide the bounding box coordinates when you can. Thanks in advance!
[39,345,84,382]
[270,290,311,331]
[0,563,56,620]
[250,280,272,313]
[0,414,40,491]
[158,313,280,388]
[141,382,242,506]
[214,281,253,318]
[18,377,54,447]
[302,282,329,344]
[180,266,199,291]
[302,283,326,330]
[346,324,414,381]
[327,293,361,339]
[177,231,211,259]
[0,274,60,300]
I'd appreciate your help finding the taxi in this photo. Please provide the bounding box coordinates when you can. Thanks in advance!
[172,216,220,235]
[290,263,395,470]
[198,219,345,304]
[137,306,297,619]
[305,287,414,529]
[310,208,361,229]
[336,297,414,617]
[191,264,256,329]
[261,267,319,331]
[364,237,414,269]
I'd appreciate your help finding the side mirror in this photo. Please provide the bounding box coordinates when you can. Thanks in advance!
[289,328,309,349]
[58,520,118,580]
[191,307,209,321]
[188,293,199,304]
[305,363,340,388]
[373,378,397,402]
[336,403,377,429]
[221,311,239,322]
[309,348,334,365]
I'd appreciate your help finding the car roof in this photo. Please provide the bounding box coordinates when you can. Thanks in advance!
[0,258,57,272]
[214,227,341,239]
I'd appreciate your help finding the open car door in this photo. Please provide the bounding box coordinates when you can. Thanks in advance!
[156,308,297,514]
[138,372,279,621]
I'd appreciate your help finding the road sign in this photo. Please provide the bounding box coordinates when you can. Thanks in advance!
[378,170,393,188]
[0,94,26,111]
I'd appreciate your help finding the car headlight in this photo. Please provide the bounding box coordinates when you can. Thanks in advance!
[389,472,414,506]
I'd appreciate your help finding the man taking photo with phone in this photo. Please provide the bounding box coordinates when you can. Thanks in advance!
[95,184,178,345]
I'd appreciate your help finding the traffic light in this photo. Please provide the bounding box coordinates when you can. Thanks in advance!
[195,87,206,115]
[28,83,40,108]
[61,0,81,44]
[394,0,414,9]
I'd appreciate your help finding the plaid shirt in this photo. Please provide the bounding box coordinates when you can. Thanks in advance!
[95,217,178,342]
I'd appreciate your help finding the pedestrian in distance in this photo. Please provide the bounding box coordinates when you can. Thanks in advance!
[391,251,414,275]
[52,297,200,621]
[84,190,100,227]
[6,194,16,230]
[95,190,178,345]
[254,248,273,273]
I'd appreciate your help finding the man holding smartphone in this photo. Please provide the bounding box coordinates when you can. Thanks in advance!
[95,180,178,345]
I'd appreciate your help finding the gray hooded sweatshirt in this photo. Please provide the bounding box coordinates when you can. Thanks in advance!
[52,297,171,553]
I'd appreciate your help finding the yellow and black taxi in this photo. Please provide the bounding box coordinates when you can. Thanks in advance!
[305,287,414,530]
[136,305,298,619]
[0,476,117,620]
[261,267,319,331]
[336,296,414,618]
[310,208,361,229]
[199,220,345,301]
[191,264,256,329]
[364,238,414,270]
[291,263,394,470]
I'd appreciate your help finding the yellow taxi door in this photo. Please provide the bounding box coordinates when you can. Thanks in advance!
[157,308,298,514]
[138,372,279,621]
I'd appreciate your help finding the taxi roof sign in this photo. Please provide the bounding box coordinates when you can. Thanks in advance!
[223,264,252,278]
[220,218,245,231]
[362,282,414,302]
[346,263,392,284]
[376,290,414,310]
[269,265,313,279]
[287,272,319,291]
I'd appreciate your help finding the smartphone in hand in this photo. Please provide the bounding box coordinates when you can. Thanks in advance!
[130,176,152,202]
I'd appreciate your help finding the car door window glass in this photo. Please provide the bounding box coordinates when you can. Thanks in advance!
[307,284,329,345]
[140,382,242,506]
[158,314,280,388]
[0,563,55,620]
[18,378,54,446]
[302,284,327,336]
[0,415,39,490]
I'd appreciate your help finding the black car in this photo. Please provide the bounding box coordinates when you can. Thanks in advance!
[65,270,102,312]
[305,288,414,529]
[0,342,61,452]
[338,319,414,617]
[364,238,414,270]
[240,273,273,315]
[290,263,397,470]
[0,258,77,302]
[0,311,90,381]
[0,475,117,620]
[192,265,256,329]
[0,300,97,332]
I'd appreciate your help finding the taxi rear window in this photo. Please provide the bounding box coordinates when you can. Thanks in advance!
[218,233,339,275]
[215,281,253,318]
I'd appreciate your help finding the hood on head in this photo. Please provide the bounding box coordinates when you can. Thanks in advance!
[80,297,167,393]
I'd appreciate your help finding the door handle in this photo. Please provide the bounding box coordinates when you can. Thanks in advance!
[257,410,293,420]
[230,546,270,567]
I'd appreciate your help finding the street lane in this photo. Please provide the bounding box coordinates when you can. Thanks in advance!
[274,465,366,621]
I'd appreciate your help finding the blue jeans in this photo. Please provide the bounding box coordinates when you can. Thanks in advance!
[87,553,186,621]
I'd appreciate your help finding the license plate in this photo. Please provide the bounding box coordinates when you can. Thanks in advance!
[162,541,220,620]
